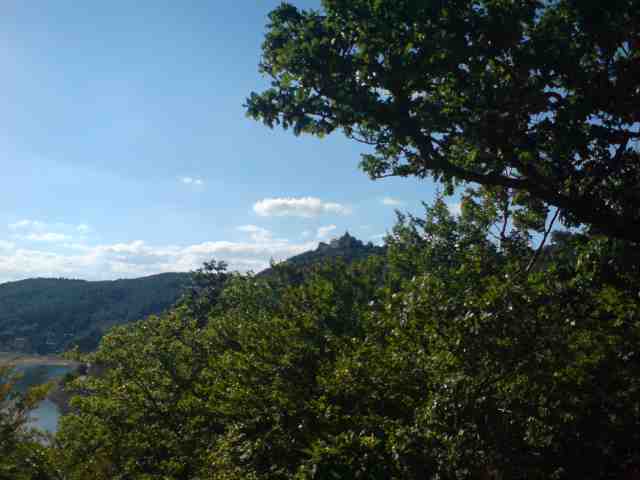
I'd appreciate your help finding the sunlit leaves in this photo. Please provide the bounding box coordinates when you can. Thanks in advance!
[52,202,640,478]
[247,0,640,242]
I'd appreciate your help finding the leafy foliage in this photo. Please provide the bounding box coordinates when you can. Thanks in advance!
[53,201,640,478]
[246,0,640,242]
[0,366,54,479]
[5,2,640,477]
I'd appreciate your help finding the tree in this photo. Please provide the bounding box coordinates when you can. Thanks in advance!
[177,260,231,327]
[54,310,222,480]
[53,204,640,477]
[246,0,640,242]
[375,205,640,478]
[0,366,55,480]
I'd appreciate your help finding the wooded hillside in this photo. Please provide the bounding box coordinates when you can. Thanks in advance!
[0,273,189,354]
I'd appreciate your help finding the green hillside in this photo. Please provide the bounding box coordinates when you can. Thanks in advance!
[260,232,384,279]
[286,232,383,267]
[0,273,189,354]
[0,234,382,355]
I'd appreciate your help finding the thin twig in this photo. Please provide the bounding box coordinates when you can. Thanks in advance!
[524,208,560,274]
[499,188,511,243]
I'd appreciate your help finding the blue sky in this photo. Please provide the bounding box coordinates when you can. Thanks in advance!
[0,1,450,282]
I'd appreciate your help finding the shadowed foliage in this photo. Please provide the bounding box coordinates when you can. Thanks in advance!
[246,0,640,242]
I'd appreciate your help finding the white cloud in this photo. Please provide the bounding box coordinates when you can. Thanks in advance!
[23,232,72,242]
[180,176,204,186]
[381,197,405,207]
[9,220,46,231]
[253,197,351,218]
[237,225,272,242]
[7,219,88,243]
[447,202,462,216]
[370,233,386,246]
[0,240,14,251]
[0,237,318,284]
[0,248,97,283]
[317,225,337,239]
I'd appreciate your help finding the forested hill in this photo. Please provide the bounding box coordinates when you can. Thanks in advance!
[260,232,384,277]
[0,234,382,355]
[0,273,189,354]
[289,232,384,267]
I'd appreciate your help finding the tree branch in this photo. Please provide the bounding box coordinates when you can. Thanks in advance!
[525,208,560,274]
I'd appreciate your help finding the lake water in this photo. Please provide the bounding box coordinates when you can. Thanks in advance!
[14,364,73,433]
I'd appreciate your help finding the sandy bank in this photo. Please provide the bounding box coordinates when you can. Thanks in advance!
[0,352,80,367]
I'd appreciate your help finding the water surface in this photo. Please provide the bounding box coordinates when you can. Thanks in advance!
[14,364,72,433]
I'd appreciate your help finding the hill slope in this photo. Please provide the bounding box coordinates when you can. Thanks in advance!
[0,233,383,354]
[260,232,384,277]
[0,273,189,354]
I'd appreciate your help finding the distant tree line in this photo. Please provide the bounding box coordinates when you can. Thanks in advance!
[0,273,189,354]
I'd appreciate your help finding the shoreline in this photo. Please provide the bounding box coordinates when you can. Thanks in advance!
[0,352,80,368]
[1,352,82,418]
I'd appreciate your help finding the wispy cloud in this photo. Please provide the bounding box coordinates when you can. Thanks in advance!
[7,219,92,243]
[370,233,386,246]
[9,220,46,231]
[447,202,462,216]
[253,197,351,218]
[179,176,204,186]
[0,236,318,283]
[23,232,72,242]
[0,215,326,282]
[237,225,272,242]
[0,240,14,251]
[381,197,405,207]
[316,224,337,239]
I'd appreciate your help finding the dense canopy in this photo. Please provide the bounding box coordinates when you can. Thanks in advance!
[246,0,640,242]
[3,1,640,478]
[51,204,640,479]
